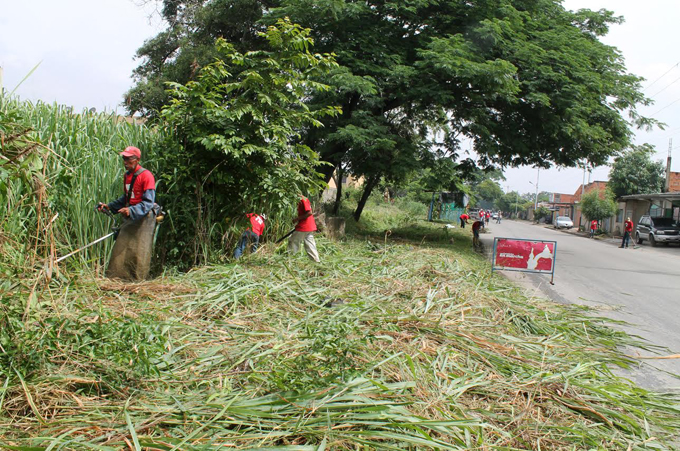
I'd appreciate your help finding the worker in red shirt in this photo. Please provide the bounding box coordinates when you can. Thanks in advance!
[98,146,158,280]
[471,219,482,247]
[459,212,469,228]
[234,213,266,259]
[589,219,598,238]
[620,217,634,248]
[289,195,320,262]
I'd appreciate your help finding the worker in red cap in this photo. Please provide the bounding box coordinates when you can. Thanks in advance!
[98,146,158,280]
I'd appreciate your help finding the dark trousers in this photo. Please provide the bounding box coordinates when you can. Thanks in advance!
[621,231,631,248]
[234,230,260,259]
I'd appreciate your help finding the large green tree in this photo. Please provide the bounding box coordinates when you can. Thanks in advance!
[608,144,665,198]
[128,0,656,221]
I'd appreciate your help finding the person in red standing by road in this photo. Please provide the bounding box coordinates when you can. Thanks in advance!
[589,219,598,238]
[620,217,634,248]
[485,211,491,226]
[234,213,266,259]
[289,194,321,262]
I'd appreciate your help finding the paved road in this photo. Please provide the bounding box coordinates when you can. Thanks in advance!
[479,219,680,391]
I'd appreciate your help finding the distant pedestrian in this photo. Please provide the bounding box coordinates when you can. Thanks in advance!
[496,212,502,224]
[459,212,469,228]
[234,213,266,259]
[620,217,633,248]
[289,195,321,262]
[485,211,491,225]
[479,209,485,228]
[590,219,598,238]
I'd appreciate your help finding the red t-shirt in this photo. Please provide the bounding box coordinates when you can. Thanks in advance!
[296,197,317,232]
[624,220,633,232]
[590,220,598,230]
[472,220,482,231]
[460,214,469,220]
[124,166,155,206]
[247,213,265,236]
[486,212,491,218]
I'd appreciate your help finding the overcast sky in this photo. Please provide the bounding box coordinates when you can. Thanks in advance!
[1,0,679,195]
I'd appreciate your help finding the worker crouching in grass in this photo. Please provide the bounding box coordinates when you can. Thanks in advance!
[98,146,158,280]
[234,213,266,259]
[289,195,321,263]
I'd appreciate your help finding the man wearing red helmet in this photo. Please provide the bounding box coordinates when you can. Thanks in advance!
[98,146,157,280]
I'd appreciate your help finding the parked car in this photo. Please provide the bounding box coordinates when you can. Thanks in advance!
[554,216,574,229]
[491,212,498,220]
[635,215,680,247]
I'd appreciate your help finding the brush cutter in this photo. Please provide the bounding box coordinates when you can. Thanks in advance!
[56,231,117,263]
[55,204,119,263]
[275,228,296,244]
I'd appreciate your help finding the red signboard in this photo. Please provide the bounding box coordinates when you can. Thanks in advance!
[492,238,556,274]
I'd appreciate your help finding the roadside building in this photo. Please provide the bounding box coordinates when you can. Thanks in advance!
[572,181,609,230]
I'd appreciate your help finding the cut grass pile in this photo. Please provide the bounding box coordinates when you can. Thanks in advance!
[2,222,680,449]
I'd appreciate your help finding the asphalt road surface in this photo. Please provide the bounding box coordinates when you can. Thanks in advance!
[479,219,680,392]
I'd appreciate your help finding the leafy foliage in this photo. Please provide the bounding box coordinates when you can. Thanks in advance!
[608,144,665,198]
[534,205,552,222]
[474,179,504,207]
[159,19,340,264]
[581,189,618,222]
[128,0,657,222]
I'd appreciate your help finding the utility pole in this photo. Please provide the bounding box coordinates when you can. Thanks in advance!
[665,138,672,193]
[534,168,540,210]
[579,162,587,228]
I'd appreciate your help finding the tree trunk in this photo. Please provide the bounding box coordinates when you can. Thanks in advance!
[353,175,379,222]
[332,165,343,214]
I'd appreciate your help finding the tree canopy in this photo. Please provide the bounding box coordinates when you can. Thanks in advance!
[157,19,339,263]
[581,189,617,222]
[128,0,656,220]
[608,144,665,198]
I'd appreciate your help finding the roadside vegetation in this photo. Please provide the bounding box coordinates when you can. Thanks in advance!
[3,7,680,449]
[3,191,680,448]
[0,96,163,278]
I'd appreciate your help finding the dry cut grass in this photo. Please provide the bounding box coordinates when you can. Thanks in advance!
[1,224,679,450]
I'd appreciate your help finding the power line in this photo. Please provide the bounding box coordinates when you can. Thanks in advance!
[649,75,680,99]
[649,97,680,118]
[644,61,680,91]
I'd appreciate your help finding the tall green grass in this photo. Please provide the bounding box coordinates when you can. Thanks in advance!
[0,95,163,274]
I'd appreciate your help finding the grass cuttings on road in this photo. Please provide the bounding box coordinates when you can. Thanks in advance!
[2,223,679,450]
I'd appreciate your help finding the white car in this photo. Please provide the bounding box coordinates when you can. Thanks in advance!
[554,216,574,229]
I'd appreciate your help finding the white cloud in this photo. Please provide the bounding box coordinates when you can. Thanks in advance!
[0,0,163,111]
